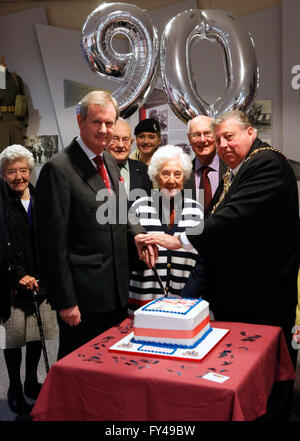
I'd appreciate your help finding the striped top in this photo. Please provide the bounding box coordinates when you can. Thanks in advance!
[129,194,204,313]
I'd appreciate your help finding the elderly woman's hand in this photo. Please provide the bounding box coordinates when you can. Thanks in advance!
[18,275,39,292]
[138,233,182,251]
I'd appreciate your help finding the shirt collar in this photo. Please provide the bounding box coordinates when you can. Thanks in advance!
[195,154,219,172]
[118,158,129,170]
[231,160,244,176]
[76,136,103,165]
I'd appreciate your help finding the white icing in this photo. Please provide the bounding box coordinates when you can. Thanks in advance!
[133,297,210,347]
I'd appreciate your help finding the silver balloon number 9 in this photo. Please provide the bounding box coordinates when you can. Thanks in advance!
[160,10,258,122]
[81,2,159,118]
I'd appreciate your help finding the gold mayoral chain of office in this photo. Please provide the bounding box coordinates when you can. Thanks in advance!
[211,147,287,215]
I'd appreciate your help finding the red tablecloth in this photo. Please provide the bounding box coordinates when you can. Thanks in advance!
[31,319,295,421]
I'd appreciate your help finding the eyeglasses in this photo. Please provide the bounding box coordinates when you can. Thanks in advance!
[111,136,132,145]
[160,170,183,179]
[190,131,213,140]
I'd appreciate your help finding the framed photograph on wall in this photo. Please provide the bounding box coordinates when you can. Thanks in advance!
[248,100,272,145]
[24,135,58,166]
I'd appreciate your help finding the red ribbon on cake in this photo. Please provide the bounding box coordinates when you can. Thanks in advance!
[134,315,210,339]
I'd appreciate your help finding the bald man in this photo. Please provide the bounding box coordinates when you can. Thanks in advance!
[184,115,226,215]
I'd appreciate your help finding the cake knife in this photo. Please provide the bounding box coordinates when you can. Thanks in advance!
[153,266,168,297]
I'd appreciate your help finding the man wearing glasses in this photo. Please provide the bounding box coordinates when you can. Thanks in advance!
[107,117,153,283]
[107,117,152,201]
[185,115,226,215]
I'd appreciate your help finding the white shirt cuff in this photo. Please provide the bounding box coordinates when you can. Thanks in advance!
[179,232,195,250]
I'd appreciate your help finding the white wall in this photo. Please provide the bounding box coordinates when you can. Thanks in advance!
[0,7,59,136]
[0,2,298,165]
[242,6,282,150]
[0,7,59,180]
[282,0,300,161]
[35,23,124,147]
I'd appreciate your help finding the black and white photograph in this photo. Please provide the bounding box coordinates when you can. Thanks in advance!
[24,135,58,166]
[248,100,272,145]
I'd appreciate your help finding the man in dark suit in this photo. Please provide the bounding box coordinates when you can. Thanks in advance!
[139,110,300,418]
[107,118,153,276]
[107,117,152,200]
[184,115,226,215]
[35,91,147,359]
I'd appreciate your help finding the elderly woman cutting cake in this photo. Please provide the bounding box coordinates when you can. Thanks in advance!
[129,145,207,313]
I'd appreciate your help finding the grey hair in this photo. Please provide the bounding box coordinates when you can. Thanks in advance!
[148,145,192,186]
[115,117,132,137]
[77,90,120,121]
[0,144,34,176]
[211,110,253,132]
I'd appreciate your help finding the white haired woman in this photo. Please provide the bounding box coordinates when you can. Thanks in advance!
[128,145,207,313]
[0,145,57,414]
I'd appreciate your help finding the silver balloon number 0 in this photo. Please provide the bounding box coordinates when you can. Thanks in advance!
[81,5,258,122]
[81,2,159,119]
[160,9,258,122]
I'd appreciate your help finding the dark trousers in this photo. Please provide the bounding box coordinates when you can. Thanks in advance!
[57,307,127,360]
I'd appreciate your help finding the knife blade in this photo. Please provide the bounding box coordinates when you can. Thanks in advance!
[152,266,167,297]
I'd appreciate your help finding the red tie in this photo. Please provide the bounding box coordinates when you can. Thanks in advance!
[200,166,212,214]
[93,155,112,193]
[169,197,175,228]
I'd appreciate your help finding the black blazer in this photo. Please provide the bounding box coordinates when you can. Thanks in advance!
[126,158,152,271]
[6,183,38,283]
[35,139,138,313]
[6,183,47,312]
[0,177,10,322]
[128,158,152,196]
[187,138,300,334]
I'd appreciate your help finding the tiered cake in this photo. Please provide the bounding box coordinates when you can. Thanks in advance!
[132,297,211,349]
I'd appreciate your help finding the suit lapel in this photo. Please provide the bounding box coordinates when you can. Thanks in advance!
[218,159,227,181]
[184,158,196,199]
[128,158,140,191]
[67,140,105,194]
[211,139,265,212]
[103,151,121,195]
[229,138,264,183]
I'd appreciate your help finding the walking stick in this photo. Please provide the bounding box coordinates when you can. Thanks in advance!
[32,289,49,373]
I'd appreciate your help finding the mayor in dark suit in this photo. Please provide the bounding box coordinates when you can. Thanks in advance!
[35,91,144,359]
[142,110,300,353]
[184,115,226,215]
[139,110,300,419]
